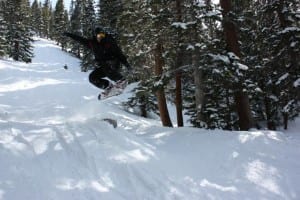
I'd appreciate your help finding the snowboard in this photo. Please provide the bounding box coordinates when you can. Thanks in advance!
[98,80,127,100]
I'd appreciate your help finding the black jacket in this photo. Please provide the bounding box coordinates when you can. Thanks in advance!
[64,32,130,69]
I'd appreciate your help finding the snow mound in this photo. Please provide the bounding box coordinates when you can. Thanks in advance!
[0,38,299,200]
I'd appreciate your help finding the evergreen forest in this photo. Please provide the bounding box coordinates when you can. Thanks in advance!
[0,0,299,131]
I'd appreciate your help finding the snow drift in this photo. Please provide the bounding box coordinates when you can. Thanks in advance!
[0,38,299,200]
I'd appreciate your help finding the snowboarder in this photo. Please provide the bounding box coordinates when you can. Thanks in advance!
[63,27,131,99]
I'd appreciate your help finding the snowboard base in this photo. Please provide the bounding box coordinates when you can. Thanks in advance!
[98,80,127,100]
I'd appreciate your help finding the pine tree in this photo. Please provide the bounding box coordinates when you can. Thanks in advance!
[117,1,158,118]
[49,5,55,39]
[67,0,97,71]
[98,0,122,32]
[183,1,256,130]
[219,0,255,130]
[41,0,51,38]
[184,1,222,128]
[80,0,97,71]
[118,1,173,127]
[3,0,33,62]
[196,36,240,129]
[68,0,82,57]
[19,0,34,62]
[53,0,68,49]
[0,2,8,57]
[31,0,43,36]
[271,0,299,129]
[255,0,300,129]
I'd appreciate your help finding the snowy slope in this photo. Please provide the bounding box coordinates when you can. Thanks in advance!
[0,38,299,200]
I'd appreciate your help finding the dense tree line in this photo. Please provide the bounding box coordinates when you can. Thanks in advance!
[0,0,33,62]
[0,0,299,131]
[117,0,299,130]
[118,0,300,130]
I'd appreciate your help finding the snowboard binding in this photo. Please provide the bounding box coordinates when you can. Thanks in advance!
[98,80,127,100]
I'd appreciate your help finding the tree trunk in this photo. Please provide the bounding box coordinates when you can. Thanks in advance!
[13,41,19,61]
[175,0,184,127]
[276,0,287,28]
[283,112,288,130]
[220,0,254,130]
[193,57,205,123]
[264,97,276,130]
[175,72,183,126]
[234,91,254,130]
[190,1,206,125]
[140,95,148,118]
[154,42,173,127]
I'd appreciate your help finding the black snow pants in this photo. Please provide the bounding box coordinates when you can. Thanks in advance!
[89,61,123,89]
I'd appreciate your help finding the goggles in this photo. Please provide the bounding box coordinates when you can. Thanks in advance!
[97,33,106,40]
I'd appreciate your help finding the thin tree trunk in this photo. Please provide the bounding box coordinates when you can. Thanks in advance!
[283,113,288,130]
[175,72,183,126]
[140,96,148,118]
[220,0,254,130]
[14,41,19,61]
[154,42,173,127]
[264,97,276,130]
[191,1,206,124]
[193,57,205,123]
[175,0,184,127]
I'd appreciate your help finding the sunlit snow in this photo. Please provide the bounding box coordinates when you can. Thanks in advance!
[0,38,299,200]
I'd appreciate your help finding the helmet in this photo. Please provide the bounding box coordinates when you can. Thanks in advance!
[94,27,105,35]
[94,27,106,42]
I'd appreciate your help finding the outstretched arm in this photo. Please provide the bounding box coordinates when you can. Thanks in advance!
[63,32,90,49]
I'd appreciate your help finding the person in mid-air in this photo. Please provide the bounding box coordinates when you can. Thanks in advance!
[63,27,131,99]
